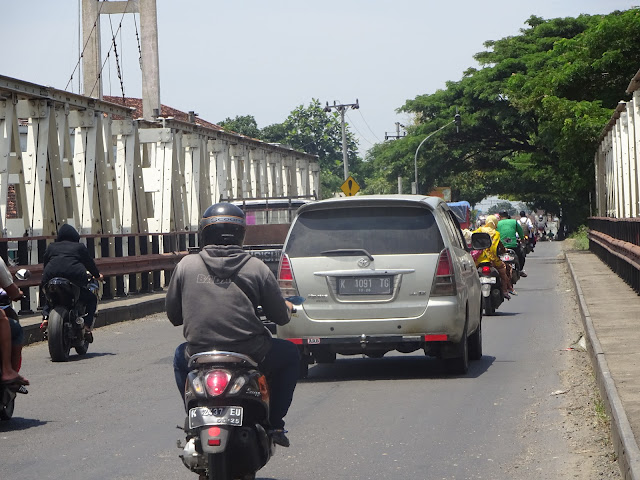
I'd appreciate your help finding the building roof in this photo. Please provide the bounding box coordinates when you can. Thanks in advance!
[104,96,223,131]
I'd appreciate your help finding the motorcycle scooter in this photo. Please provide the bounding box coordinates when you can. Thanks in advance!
[472,233,504,316]
[0,268,30,421]
[178,296,304,480]
[42,275,100,362]
[500,247,520,286]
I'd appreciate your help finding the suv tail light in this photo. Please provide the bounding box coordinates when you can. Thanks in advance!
[278,254,297,297]
[431,248,457,296]
[204,370,230,396]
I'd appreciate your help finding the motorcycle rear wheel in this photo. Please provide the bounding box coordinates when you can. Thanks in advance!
[0,397,15,421]
[208,452,231,480]
[483,296,495,316]
[48,307,71,362]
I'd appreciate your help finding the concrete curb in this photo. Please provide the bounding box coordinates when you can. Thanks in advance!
[566,253,640,480]
[21,293,167,346]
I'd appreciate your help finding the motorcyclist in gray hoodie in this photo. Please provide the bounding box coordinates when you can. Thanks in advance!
[167,202,299,448]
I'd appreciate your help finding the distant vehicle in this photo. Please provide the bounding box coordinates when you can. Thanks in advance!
[231,197,315,227]
[447,201,471,230]
[229,197,316,276]
[277,195,483,376]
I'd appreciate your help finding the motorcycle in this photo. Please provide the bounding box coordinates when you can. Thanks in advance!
[471,233,503,316]
[0,268,30,421]
[500,247,520,286]
[178,296,303,480]
[42,275,100,362]
[524,235,535,254]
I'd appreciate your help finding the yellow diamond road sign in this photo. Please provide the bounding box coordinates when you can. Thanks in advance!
[341,176,360,196]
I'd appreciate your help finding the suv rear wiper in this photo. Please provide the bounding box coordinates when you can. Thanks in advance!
[320,249,374,261]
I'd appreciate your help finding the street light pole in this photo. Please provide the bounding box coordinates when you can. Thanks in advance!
[413,112,461,194]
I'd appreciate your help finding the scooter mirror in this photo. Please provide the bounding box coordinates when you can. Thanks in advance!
[15,269,31,281]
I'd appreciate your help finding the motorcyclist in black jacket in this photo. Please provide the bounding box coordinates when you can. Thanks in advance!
[167,203,300,448]
[40,224,103,341]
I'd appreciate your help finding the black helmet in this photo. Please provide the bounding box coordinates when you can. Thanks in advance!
[199,203,246,247]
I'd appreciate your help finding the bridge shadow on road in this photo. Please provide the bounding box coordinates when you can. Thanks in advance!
[301,354,496,383]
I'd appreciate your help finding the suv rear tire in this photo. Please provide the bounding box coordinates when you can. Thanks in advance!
[468,320,482,361]
[444,324,469,375]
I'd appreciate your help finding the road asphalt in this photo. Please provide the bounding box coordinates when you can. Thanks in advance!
[13,245,640,479]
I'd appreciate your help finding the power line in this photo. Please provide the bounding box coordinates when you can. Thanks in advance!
[356,109,382,142]
[344,111,376,147]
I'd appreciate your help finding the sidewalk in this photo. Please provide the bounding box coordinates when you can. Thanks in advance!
[566,250,640,480]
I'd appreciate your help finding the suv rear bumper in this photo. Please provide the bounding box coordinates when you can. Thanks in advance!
[282,333,460,358]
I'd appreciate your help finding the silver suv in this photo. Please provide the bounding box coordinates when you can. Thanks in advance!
[277,195,482,376]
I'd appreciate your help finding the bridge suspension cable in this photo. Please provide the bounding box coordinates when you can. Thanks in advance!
[66,0,105,92]
[88,1,131,98]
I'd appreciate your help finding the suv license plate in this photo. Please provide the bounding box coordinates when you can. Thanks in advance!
[188,406,243,429]
[337,276,392,295]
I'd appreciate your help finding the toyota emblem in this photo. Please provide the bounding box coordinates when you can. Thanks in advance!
[357,257,370,268]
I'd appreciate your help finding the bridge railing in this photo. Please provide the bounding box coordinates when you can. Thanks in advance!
[588,217,640,294]
[0,231,193,314]
[0,222,291,314]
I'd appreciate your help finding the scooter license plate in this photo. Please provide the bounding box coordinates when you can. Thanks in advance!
[479,277,497,284]
[188,406,243,429]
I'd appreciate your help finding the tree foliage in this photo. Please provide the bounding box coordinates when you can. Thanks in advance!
[362,8,640,228]
[217,115,261,139]
[261,99,362,197]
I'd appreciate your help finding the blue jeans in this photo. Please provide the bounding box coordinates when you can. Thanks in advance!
[173,339,300,429]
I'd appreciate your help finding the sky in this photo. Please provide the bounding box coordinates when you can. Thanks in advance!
[1,0,636,157]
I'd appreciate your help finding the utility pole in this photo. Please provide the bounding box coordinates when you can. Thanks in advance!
[385,122,406,140]
[324,99,359,180]
[81,0,161,120]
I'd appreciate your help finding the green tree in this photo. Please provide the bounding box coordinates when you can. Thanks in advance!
[261,99,362,197]
[217,114,261,139]
[362,9,640,228]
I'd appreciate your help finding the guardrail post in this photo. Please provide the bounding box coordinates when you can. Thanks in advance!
[100,236,113,300]
[139,235,150,293]
[35,238,47,315]
[152,235,162,291]
[16,239,33,314]
[162,234,172,287]
[128,235,138,294]
[115,236,125,296]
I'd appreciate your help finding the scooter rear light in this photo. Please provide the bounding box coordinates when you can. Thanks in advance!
[208,439,221,446]
[228,376,246,395]
[481,266,491,275]
[204,370,230,396]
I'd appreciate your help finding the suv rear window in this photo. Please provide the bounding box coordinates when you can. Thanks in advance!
[285,206,444,257]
